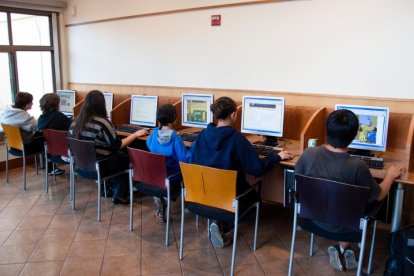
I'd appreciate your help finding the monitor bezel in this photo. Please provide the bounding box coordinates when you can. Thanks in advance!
[129,95,158,127]
[241,96,285,137]
[102,92,114,118]
[56,90,76,116]
[335,104,390,152]
[181,93,214,128]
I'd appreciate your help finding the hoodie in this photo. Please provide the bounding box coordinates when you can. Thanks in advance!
[146,127,192,176]
[192,123,281,194]
[37,110,71,131]
[1,106,37,142]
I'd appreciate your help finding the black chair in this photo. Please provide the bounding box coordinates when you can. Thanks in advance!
[288,173,379,276]
[67,137,129,222]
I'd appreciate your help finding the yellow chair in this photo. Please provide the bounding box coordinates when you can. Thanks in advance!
[2,124,42,190]
[179,162,260,276]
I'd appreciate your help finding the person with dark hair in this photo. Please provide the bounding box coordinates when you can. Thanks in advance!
[37,93,72,175]
[191,96,292,248]
[146,104,192,222]
[295,109,403,271]
[1,92,37,142]
[68,90,148,204]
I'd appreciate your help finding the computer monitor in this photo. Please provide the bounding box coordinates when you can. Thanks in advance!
[241,96,285,144]
[181,93,214,128]
[103,92,113,118]
[130,95,158,127]
[335,104,390,154]
[56,90,76,116]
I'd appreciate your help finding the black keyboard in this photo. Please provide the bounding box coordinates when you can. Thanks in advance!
[180,132,198,142]
[115,124,147,134]
[252,144,282,156]
[351,155,384,169]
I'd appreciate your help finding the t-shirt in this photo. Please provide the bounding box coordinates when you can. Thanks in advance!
[295,146,381,202]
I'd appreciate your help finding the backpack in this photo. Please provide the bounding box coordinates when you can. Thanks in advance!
[384,224,414,276]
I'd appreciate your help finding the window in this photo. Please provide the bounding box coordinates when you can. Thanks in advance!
[0,7,60,118]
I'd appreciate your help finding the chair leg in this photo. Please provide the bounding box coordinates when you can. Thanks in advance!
[23,152,26,191]
[253,202,260,251]
[103,180,107,198]
[196,215,199,228]
[179,187,185,260]
[53,162,56,182]
[70,156,76,210]
[310,233,314,256]
[97,179,101,222]
[207,219,210,238]
[357,219,369,276]
[129,170,133,231]
[44,146,49,193]
[5,140,9,183]
[165,189,171,246]
[367,220,378,274]
[35,155,38,175]
[230,200,239,276]
[288,204,299,276]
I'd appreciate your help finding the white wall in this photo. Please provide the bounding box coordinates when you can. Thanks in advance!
[64,0,414,99]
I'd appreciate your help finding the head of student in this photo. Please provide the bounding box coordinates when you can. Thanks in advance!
[39,93,60,114]
[210,97,237,122]
[157,104,177,127]
[326,109,359,148]
[13,92,33,111]
[73,90,107,137]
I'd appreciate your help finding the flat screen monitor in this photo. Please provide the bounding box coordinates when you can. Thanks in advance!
[181,93,214,128]
[103,92,113,118]
[241,96,285,138]
[130,95,158,127]
[335,104,390,153]
[56,90,76,116]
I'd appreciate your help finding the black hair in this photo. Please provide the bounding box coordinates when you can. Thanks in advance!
[39,93,60,113]
[72,90,107,138]
[326,109,359,148]
[157,104,177,126]
[210,97,237,120]
[13,92,33,109]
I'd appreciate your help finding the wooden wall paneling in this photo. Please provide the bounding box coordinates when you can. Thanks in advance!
[111,98,131,126]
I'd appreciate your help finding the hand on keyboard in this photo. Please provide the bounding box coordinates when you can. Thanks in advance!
[133,128,149,138]
[278,150,293,160]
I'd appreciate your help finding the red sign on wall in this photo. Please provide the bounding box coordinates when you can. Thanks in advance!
[211,15,221,26]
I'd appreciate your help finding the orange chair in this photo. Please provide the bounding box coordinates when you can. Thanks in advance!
[127,147,181,245]
[43,129,70,193]
[2,124,43,190]
[179,162,260,276]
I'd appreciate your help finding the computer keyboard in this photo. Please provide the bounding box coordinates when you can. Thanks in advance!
[252,144,282,157]
[180,132,198,142]
[351,155,384,169]
[115,124,147,134]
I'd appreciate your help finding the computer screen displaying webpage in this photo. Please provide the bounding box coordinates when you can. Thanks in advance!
[241,96,284,137]
[181,93,213,128]
[335,104,389,152]
[57,90,76,115]
[130,95,158,127]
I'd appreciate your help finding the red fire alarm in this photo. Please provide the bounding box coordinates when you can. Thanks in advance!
[211,15,221,26]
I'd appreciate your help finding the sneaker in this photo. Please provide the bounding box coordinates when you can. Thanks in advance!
[328,244,345,271]
[344,248,358,270]
[111,197,129,205]
[48,168,65,176]
[209,222,231,248]
[153,197,166,223]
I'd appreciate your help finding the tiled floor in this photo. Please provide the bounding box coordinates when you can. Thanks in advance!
[0,164,389,275]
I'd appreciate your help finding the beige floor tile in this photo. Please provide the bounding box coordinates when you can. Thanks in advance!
[141,246,181,274]
[3,228,45,246]
[67,239,106,258]
[0,263,24,276]
[105,238,141,257]
[16,215,54,231]
[60,256,102,276]
[29,239,72,262]
[73,223,110,241]
[0,243,36,264]
[101,255,140,276]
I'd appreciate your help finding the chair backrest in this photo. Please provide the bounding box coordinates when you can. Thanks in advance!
[179,162,237,213]
[67,137,98,171]
[43,129,69,157]
[1,124,23,150]
[295,173,370,232]
[127,147,167,189]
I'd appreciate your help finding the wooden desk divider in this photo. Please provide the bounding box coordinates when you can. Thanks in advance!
[73,99,84,119]
[300,107,326,153]
[111,98,131,127]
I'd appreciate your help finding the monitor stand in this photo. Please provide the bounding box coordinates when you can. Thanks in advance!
[254,136,279,147]
[347,148,375,157]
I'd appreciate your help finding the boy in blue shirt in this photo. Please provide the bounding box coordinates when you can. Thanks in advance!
[146,104,192,222]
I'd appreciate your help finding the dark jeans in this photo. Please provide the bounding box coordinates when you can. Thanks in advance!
[76,151,129,200]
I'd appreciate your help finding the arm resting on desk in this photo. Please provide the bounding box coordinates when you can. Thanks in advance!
[120,129,148,148]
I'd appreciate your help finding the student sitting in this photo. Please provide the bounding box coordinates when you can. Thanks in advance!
[146,104,192,222]
[38,93,72,175]
[1,92,44,153]
[68,90,148,204]
[191,96,292,248]
[295,109,403,271]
